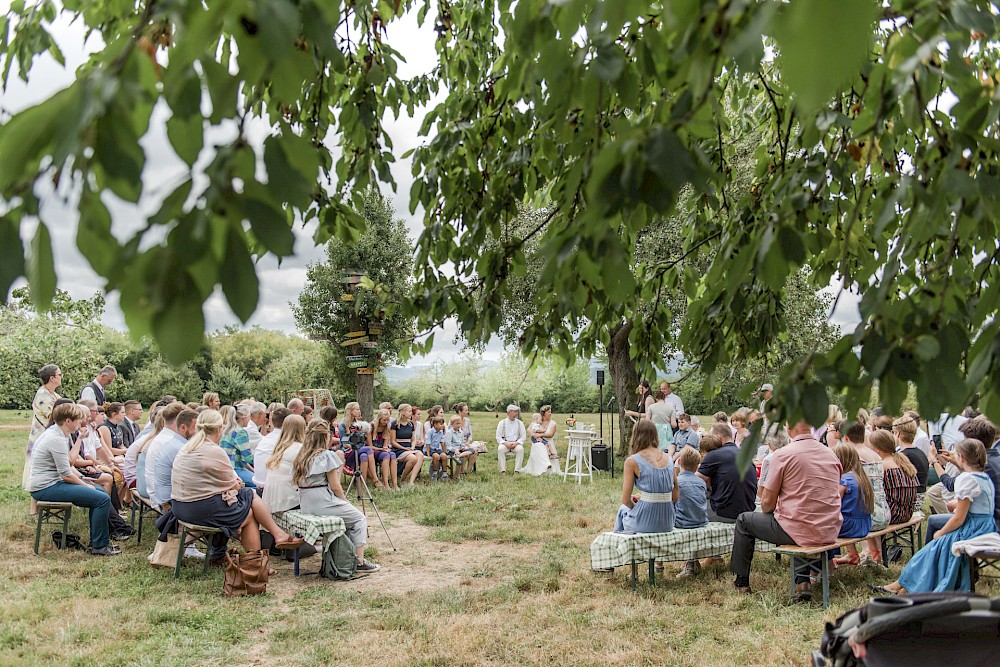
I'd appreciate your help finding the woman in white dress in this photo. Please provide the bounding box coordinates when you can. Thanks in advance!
[523,405,559,476]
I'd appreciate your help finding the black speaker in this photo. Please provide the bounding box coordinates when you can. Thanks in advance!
[596,370,605,386]
[591,445,610,471]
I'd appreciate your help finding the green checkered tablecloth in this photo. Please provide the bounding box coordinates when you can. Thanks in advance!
[590,522,775,570]
[273,510,346,552]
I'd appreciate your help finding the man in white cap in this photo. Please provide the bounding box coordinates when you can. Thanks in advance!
[758,383,774,416]
[496,404,526,473]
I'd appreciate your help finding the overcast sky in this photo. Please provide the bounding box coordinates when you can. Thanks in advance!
[1,6,862,366]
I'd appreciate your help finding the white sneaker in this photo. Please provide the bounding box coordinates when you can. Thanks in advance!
[184,544,206,559]
[441,472,449,480]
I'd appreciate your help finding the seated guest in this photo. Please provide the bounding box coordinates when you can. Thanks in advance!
[840,420,890,566]
[868,429,919,525]
[220,405,255,489]
[120,400,143,449]
[832,444,874,550]
[245,402,267,450]
[368,409,398,489]
[893,415,929,511]
[287,398,305,416]
[202,392,221,410]
[391,404,424,485]
[904,410,932,455]
[293,419,380,572]
[755,428,790,510]
[444,415,475,476]
[615,420,677,534]
[495,404,526,474]
[132,402,165,499]
[149,409,199,509]
[675,446,709,578]
[926,417,1000,535]
[696,423,758,524]
[730,410,750,448]
[144,402,187,504]
[730,420,842,600]
[671,414,700,457]
[251,408,290,493]
[29,403,117,556]
[261,415,308,513]
[877,438,996,594]
[98,403,128,457]
[427,416,448,480]
[168,410,303,558]
[338,402,376,484]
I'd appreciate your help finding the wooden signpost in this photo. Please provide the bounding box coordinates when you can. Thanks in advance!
[356,368,376,375]
[346,355,368,369]
[339,336,370,347]
[360,341,378,349]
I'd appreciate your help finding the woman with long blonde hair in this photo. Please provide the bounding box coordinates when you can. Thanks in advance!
[368,408,398,489]
[170,410,303,559]
[293,420,380,572]
[390,404,424,485]
[262,415,307,513]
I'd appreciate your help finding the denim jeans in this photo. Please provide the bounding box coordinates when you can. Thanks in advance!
[927,513,951,536]
[32,481,111,549]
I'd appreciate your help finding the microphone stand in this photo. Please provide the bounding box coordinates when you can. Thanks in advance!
[607,396,616,478]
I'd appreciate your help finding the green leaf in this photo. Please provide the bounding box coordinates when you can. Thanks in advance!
[801,380,828,426]
[591,43,625,82]
[27,221,56,311]
[256,0,299,61]
[0,215,26,298]
[166,113,204,165]
[152,282,206,364]
[771,0,878,112]
[201,58,239,124]
[0,87,75,189]
[221,226,260,322]
[242,199,295,256]
[77,191,120,277]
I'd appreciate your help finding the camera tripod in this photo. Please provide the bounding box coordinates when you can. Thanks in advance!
[345,458,396,551]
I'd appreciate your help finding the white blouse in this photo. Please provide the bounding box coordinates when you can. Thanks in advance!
[262,442,303,513]
[954,472,984,501]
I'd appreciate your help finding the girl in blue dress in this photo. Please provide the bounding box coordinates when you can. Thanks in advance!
[877,438,996,594]
[615,420,678,534]
[834,444,874,539]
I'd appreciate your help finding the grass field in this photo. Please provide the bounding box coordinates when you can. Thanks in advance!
[0,409,994,666]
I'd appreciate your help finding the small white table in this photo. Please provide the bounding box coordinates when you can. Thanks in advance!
[563,429,596,484]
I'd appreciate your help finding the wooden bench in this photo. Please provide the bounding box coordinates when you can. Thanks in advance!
[174,521,232,579]
[131,494,162,545]
[590,523,775,591]
[968,551,1000,593]
[34,501,73,554]
[774,514,925,608]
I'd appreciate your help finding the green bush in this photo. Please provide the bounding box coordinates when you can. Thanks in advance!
[129,359,205,405]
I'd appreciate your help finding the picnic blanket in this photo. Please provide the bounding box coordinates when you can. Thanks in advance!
[590,522,775,570]
[273,510,346,552]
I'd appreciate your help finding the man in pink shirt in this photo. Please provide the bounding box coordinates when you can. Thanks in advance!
[730,420,843,600]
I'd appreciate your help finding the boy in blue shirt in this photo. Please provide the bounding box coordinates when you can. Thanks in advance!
[427,416,447,480]
[444,415,474,479]
[675,446,709,577]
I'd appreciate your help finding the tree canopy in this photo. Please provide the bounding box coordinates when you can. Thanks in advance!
[3,1,1000,428]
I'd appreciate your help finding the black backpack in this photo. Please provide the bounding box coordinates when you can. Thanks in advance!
[319,534,357,580]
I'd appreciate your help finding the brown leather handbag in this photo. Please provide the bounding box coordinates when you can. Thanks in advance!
[223,548,269,596]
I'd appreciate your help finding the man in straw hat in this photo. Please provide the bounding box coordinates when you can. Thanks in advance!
[496,404,526,474]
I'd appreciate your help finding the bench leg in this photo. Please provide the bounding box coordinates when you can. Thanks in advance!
[880,538,889,569]
[60,509,70,549]
[631,562,637,592]
[174,525,187,579]
[968,556,978,593]
[136,504,144,545]
[821,555,830,609]
[34,512,43,555]
[203,539,212,573]
[648,559,655,586]
[294,547,300,576]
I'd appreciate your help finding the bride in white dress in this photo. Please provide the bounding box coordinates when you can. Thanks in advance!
[522,407,559,475]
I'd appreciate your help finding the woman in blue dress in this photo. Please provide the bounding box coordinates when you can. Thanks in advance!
[877,438,996,594]
[615,420,678,533]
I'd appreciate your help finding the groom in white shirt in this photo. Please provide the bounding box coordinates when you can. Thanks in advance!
[496,404,526,474]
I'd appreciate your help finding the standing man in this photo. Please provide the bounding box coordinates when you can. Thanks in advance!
[660,381,684,429]
[496,404,526,474]
[120,400,142,448]
[758,383,773,416]
[729,420,842,600]
[80,365,116,404]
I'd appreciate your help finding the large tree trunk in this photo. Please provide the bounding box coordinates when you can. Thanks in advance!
[356,373,374,421]
[607,322,639,458]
